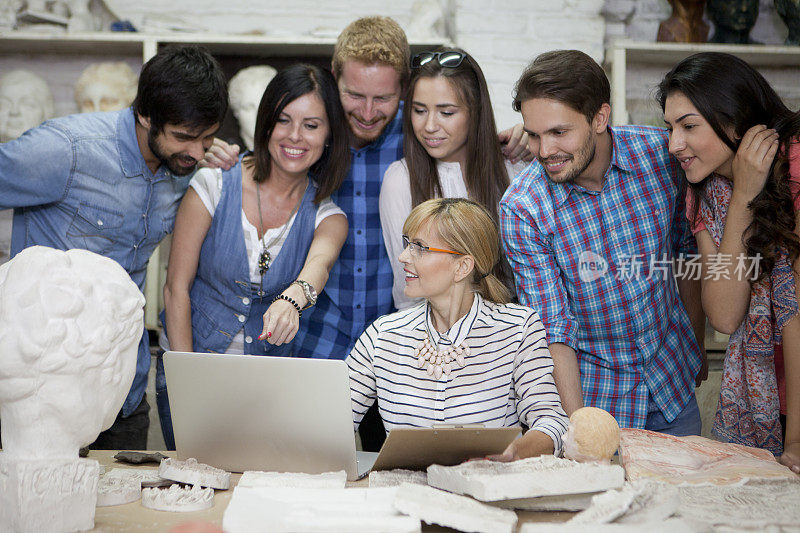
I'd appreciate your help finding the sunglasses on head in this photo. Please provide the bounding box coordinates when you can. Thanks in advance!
[411,51,466,69]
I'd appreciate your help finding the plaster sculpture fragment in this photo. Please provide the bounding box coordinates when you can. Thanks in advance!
[223,486,421,533]
[563,406,620,463]
[619,428,798,483]
[159,457,231,490]
[0,246,143,532]
[238,470,346,489]
[427,456,625,502]
[228,65,277,151]
[74,62,137,114]
[518,519,711,533]
[64,0,99,32]
[369,469,428,488]
[0,69,54,142]
[104,468,172,488]
[141,484,215,512]
[0,458,101,532]
[96,476,142,507]
[406,0,445,39]
[677,478,800,529]
[490,492,599,512]
[393,483,517,533]
[568,481,679,524]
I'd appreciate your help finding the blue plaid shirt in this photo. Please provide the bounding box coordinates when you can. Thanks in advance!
[294,105,404,358]
[500,126,702,428]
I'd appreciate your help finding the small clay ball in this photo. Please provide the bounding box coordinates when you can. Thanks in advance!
[563,406,620,463]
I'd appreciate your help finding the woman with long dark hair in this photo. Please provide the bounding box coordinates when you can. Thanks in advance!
[659,52,800,472]
[157,64,351,449]
[379,48,520,309]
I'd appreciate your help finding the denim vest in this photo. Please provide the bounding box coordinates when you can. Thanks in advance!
[173,162,316,356]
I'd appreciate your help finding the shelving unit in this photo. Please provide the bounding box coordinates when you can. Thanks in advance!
[604,40,800,126]
[1,30,448,329]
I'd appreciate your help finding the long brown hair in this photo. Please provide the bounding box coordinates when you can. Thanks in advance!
[403,47,508,225]
[246,64,349,203]
[657,52,800,281]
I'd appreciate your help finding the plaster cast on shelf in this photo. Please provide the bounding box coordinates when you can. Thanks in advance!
[222,486,421,533]
[141,484,215,513]
[427,456,625,502]
[228,65,277,151]
[74,62,137,114]
[393,483,517,533]
[369,469,428,488]
[406,0,445,40]
[96,476,142,507]
[0,246,144,531]
[563,406,620,463]
[64,0,99,31]
[159,457,231,490]
[238,470,347,489]
[0,69,54,143]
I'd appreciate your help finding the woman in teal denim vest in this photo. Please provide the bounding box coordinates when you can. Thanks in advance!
[156,64,351,449]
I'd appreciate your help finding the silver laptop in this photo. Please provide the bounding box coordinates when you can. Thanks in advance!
[163,351,376,480]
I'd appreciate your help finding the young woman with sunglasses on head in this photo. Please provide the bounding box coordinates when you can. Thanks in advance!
[156,64,350,449]
[379,48,523,310]
[659,52,800,472]
[348,198,568,460]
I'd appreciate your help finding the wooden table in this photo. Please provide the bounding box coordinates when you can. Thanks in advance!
[90,450,575,532]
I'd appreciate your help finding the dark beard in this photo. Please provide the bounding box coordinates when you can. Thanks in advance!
[147,128,197,176]
[544,135,596,185]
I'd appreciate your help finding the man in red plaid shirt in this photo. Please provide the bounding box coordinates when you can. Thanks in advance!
[500,50,708,434]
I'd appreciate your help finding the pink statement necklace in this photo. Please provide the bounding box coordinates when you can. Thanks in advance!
[413,334,469,379]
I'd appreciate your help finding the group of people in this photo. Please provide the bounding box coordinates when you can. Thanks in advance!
[0,15,797,473]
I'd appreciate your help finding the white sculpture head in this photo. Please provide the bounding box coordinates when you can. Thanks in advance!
[74,62,138,114]
[0,70,54,143]
[0,246,144,459]
[228,65,277,151]
[563,406,621,463]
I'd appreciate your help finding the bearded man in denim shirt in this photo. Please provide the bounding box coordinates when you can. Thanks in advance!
[0,45,228,450]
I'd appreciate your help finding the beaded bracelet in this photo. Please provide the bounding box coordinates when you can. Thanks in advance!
[273,294,302,318]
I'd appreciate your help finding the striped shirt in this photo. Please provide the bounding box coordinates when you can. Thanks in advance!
[500,125,702,429]
[294,105,404,359]
[347,293,568,455]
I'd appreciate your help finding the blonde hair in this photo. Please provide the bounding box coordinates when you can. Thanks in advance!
[332,16,410,86]
[403,198,511,304]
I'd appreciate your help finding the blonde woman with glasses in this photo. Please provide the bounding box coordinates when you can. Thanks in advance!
[348,198,567,460]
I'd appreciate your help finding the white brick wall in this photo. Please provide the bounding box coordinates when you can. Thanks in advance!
[7,1,794,129]
[453,0,605,128]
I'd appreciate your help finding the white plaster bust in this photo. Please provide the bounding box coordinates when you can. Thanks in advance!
[0,246,145,460]
[228,65,277,151]
[74,61,138,114]
[0,69,54,143]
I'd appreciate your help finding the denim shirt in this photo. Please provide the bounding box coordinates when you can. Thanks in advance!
[0,108,191,417]
[161,161,316,356]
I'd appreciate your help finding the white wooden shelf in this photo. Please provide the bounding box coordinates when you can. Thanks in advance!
[605,40,800,126]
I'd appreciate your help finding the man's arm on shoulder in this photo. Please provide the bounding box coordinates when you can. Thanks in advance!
[499,198,583,414]
[0,125,72,209]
